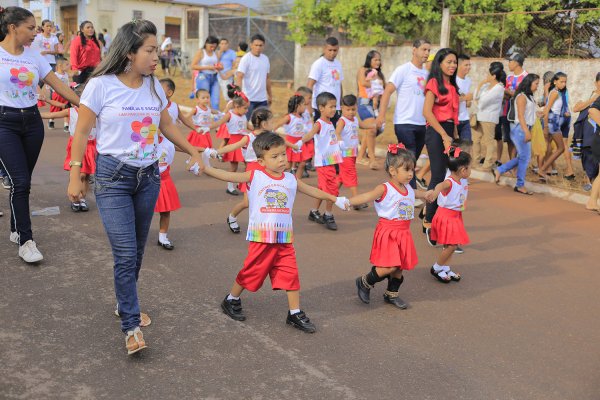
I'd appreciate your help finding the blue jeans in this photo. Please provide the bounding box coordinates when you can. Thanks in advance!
[247,100,269,120]
[195,72,220,110]
[0,105,45,245]
[457,120,472,143]
[394,124,426,188]
[357,97,375,120]
[498,124,531,188]
[94,155,161,333]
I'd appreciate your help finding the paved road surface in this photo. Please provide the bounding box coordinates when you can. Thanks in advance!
[1,126,600,399]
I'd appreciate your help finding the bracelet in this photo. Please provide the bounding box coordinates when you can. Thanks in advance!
[69,161,82,167]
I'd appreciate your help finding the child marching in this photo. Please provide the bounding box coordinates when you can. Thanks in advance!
[186,88,220,149]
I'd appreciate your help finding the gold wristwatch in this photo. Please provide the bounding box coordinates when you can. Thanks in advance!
[69,161,83,167]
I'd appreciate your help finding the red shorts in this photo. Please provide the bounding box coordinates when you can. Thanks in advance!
[316,165,339,196]
[50,91,68,113]
[236,242,300,292]
[339,156,358,187]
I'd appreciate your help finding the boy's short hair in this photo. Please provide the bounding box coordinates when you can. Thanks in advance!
[238,41,248,52]
[458,53,471,62]
[325,37,339,47]
[252,131,285,159]
[250,34,265,44]
[412,38,431,48]
[296,86,312,95]
[341,94,357,107]
[195,88,209,98]
[159,78,176,93]
[316,92,336,109]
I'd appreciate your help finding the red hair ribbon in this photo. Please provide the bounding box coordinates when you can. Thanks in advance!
[233,91,248,103]
[444,146,462,158]
[387,143,406,154]
[294,92,302,97]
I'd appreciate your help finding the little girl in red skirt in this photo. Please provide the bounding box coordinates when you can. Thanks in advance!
[187,89,220,149]
[215,83,240,148]
[425,146,471,283]
[154,134,180,250]
[350,144,430,309]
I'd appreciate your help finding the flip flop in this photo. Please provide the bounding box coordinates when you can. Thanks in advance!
[492,167,501,184]
[514,187,533,195]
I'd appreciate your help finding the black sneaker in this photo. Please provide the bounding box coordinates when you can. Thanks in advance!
[1,176,11,190]
[355,276,371,304]
[286,311,316,333]
[352,203,368,211]
[308,210,325,224]
[302,170,310,178]
[63,125,69,133]
[479,157,485,165]
[454,246,464,254]
[383,291,408,309]
[70,202,81,212]
[306,160,315,171]
[226,188,240,196]
[495,160,502,167]
[48,121,55,129]
[79,199,89,212]
[425,227,437,247]
[323,214,337,230]
[290,168,297,175]
[221,296,246,321]
[416,177,428,191]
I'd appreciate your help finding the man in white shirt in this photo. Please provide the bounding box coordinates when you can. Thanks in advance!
[456,54,473,144]
[235,34,272,118]
[103,29,112,50]
[307,37,344,126]
[376,38,431,188]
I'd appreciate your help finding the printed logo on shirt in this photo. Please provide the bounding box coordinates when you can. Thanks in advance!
[331,69,340,81]
[328,132,338,146]
[261,189,290,213]
[396,200,414,220]
[416,76,426,94]
[130,116,158,158]
[10,67,34,89]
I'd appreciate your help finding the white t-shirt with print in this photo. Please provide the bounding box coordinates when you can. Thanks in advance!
[456,76,472,121]
[80,75,168,168]
[55,71,70,87]
[388,62,428,125]
[308,56,344,110]
[33,34,59,65]
[0,46,52,109]
[237,52,270,102]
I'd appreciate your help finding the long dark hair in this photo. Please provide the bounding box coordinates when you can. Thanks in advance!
[0,6,34,42]
[79,20,100,48]
[426,48,458,95]
[203,35,219,49]
[548,72,567,93]
[514,74,540,100]
[363,50,385,82]
[90,20,162,107]
[288,93,305,114]
[489,61,506,86]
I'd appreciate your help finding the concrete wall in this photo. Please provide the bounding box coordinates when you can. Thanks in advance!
[294,44,600,111]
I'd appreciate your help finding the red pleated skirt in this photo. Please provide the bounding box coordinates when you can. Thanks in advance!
[430,207,470,245]
[216,123,230,139]
[50,91,68,113]
[238,162,262,192]
[222,134,246,162]
[369,218,418,269]
[187,129,213,149]
[285,135,312,162]
[64,137,97,175]
[154,167,181,213]
[305,139,315,159]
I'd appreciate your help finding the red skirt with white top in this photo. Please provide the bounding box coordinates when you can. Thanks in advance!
[430,207,470,245]
[216,123,230,139]
[369,218,418,270]
[64,137,97,175]
[285,136,312,162]
[187,129,213,149]
[238,161,262,192]
[222,134,246,162]
[154,167,181,213]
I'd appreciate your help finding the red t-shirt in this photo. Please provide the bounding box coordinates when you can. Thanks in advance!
[425,78,459,125]
[69,36,101,71]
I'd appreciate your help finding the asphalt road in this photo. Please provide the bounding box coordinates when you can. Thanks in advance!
[1,124,600,400]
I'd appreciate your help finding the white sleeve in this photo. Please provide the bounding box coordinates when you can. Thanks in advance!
[266,56,270,74]
[237,55,249,75]
[308,59,321,81]
[34,51,53,80]
[80,77,104,115]
[153,77,169,111]
[478,84,504,110]
[388,65,404,89]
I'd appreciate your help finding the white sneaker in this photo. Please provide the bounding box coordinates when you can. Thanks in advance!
[18,240,43,263]
[10,231,19,244]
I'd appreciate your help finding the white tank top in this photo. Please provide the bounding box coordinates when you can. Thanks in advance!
[515,93,536,127]
[199,49,218,74]
[339,116,359,157]
[302,110,313,132]
[192,106,212,132]
[437,177,469,211]
[157,135,175,174]
[549,89,569,115]
[284,113,305,138]
[374,182,415,221]
[313,119,343,167]
[226,111,248,135]
[242,133,258,162]
[69,107,96,140]
[166,101,178,124]
[246,169,297,243]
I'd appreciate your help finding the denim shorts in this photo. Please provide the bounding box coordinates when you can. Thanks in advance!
[548,112,571,138]
[357,97,375,120]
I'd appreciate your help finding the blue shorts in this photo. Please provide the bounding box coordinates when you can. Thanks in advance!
[357,97,375,120]
[548,112,571,138]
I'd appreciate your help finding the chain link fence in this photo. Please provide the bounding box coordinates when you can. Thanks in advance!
[450,8,600,59]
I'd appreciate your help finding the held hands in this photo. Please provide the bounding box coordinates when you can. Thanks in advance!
[186,153,205,176]
[424,190,437,203]
[442,135,453,150]
[204,148,219,159]
[338,140,347,151]
[334,196,351,211]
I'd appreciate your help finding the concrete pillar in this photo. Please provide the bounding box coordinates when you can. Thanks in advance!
[440,8,450,48]
[198,6,209,48]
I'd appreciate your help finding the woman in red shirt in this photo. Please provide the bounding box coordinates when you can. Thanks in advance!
[70,20,101,84]
[422,48,459,245]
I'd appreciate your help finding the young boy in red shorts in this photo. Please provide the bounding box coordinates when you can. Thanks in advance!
[201,132,349,333]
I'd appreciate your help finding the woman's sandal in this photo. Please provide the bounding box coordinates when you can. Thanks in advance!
[125,327,147,355]
[430,266,451,283]
[114,309,152,327]
[492,167,501,184]
[443,266,461,282]
[514,186,533,195]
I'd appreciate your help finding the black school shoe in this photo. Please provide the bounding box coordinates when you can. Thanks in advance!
[383,291,408,309]
[286,310,316,333]
[308,210,325,224]
[323,214,338,230]
[355,276,371,304]
[221,296,246,321]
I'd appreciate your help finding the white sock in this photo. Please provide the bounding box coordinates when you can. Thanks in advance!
[433,263,443,272]
[159,232,169,244]
[228,214,237,222]
[228,214,240,229]
[289,308,300,315]
[324,211,332,217]
[227,182,236,192]
[227,294,239,301]
[311,209,319,213]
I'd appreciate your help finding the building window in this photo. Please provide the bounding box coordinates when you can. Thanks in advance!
[133,10,143,20]
[187,10,199,39]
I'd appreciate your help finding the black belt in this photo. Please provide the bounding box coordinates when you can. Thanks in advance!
[0,105,38,113]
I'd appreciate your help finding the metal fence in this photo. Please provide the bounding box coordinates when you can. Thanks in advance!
[450,8,600,59]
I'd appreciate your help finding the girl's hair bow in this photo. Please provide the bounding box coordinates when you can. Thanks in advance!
[444,146,462,158]
[234,91,249,102]
[387,143,406,154]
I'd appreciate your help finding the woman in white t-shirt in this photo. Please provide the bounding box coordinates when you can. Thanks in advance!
[67,19,204,356]
[0,7,79,264]
[32,19,59,71]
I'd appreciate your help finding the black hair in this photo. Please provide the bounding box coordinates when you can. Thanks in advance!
[342,94,357,107]
[288,94,305,114]
[457,53,470,62]
[252,131,285,159]
[446,146,472,172]
[195,88,208,98]
[426,47,459,96]
[78,20,100,49]
[325,36,339,47]
[316,91,336,109]
[489,61,506,86]
[251,107,273,129]
[596,72,600,82]
[98,32,105,46]
[412,38,431,48]
[160,78,176,93]
[296,86,312,95]
[232,92,249,107]
[203,35,219,48]
[238,41,248,52]
[41,19,52,28]
[514,73,540,99]
[219,37,229,43]
[385,148,416,176]
[363,50,385,82]
[227,83,241,100]
[549,72,567,93]
[250,34,265,44]
[0,6,34,42]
